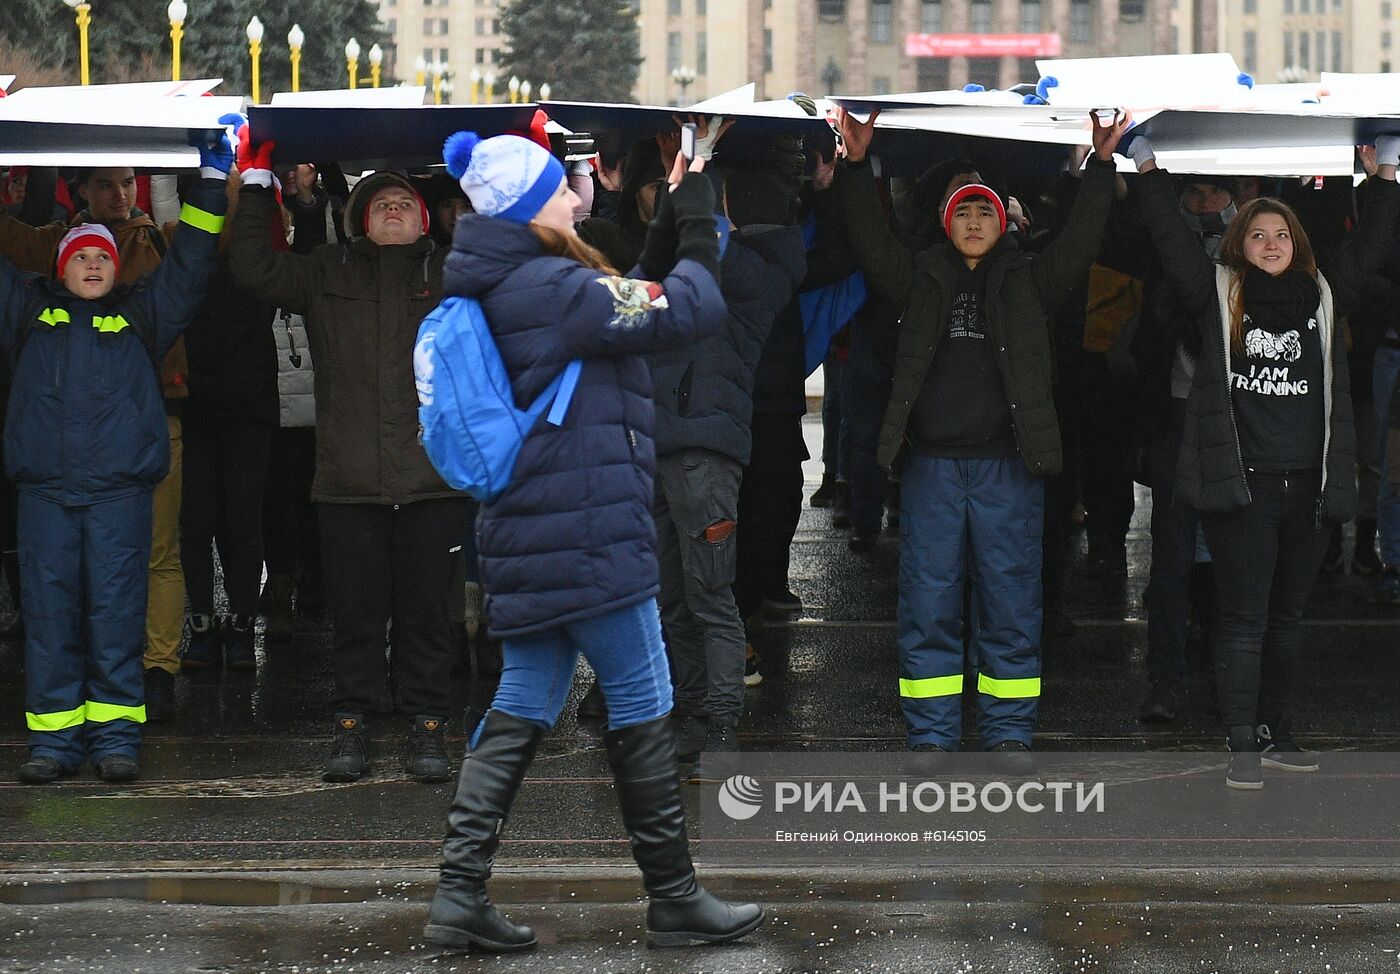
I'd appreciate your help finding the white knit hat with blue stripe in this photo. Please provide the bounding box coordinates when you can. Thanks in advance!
[443,131,566,224]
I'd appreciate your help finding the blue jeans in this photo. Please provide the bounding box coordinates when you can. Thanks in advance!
[842,323,891,534]
[896,455,1044,749]
[1375,346,1400,565]
[482,598,673,741]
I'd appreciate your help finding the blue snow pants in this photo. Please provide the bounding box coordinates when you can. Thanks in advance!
[896,455,1044,749]
[21,489,153,768]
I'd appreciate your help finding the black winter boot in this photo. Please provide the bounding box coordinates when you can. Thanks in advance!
[603,715,764,947]
[423,710,543,954]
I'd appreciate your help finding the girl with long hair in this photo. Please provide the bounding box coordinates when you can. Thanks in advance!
[420,130,763,953]
[1126,134,1400,788]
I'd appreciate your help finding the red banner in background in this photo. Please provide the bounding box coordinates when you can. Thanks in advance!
[905,33,1063,58]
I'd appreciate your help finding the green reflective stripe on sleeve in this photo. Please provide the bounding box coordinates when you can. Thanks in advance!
[179,203,225,235]
[899,675,964,699]
[38,308,71,327]
[977,673,1041,699]
[26,705,86,732]
[85,701,147,725]
[93,314,130,334]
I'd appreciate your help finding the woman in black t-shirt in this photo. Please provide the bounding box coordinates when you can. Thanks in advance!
[1125,133,1400,790]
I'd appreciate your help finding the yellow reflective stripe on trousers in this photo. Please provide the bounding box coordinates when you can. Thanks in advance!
[86,700,147,724]
[93,314,130,333]
[179,203,225,235]
[899,675,964,698]
[38,307,71,327]
[26,705,86,732]
[977,673,1041,699]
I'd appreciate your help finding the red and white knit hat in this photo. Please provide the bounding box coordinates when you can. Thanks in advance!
[942,183,1007,239]
[56,223,119,278]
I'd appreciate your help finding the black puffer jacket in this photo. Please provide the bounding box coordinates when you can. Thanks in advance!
[836,156,1117,475]
[1135,167,1400,520]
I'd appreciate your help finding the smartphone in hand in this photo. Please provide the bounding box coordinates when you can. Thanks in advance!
[680,122,698,162]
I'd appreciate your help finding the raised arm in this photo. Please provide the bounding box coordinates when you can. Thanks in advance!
[134,171,229,360]
[1322,139,1400,315]
[831,108,915,307]
[0,207,66,276]
[1129,150,1217,314]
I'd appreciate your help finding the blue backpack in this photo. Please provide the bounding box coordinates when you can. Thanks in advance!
[414,295,582,503]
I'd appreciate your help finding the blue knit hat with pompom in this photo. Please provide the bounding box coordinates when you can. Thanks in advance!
[443,131,566,224]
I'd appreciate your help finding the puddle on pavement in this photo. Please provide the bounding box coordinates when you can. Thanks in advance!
[4,873,1400,908]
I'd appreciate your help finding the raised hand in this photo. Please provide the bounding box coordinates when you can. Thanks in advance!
[1091,108,1134,163]
[833,107,879,163]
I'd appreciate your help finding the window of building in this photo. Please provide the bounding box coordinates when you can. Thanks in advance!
[667,30,682,71]
[439,46,448,63]
[1243,0,1255,11]
[1070,0,1092,43]
[1120,0,1144,19]
[1244,31,1256,72]
[1018,57,1039,82]
[1284,31,1294,66]
[1170,24,1178,52]
[474,17,484,33]
[870,0,893,43]
[386,18,396,33]
[1315,30,1324,68]
[872,76,891,95]
[1333,0,1341,9]
[970,0,992,33]
[1019,0,1041,33]
[697,0,706,13]
[818,0,845,20]
[1300,0,1309,12]
[697,32,707,73]
[921,0,943,33]
[1299,30,1309,69]
[1284,0,1293,12]
[1332,31,1342,70]
[1385,32,1394,50]
[1384,2,1393,17]
[667,0,681,14]
[764,28,773,70]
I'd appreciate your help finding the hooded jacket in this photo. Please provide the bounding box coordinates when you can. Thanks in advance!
[0,179,225,503]
[836,156,1117,475]
[228,182,455,505]
[1135,167,1400,520]
[443,175,725,638]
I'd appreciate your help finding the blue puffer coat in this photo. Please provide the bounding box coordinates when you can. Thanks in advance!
[442,183,725,639]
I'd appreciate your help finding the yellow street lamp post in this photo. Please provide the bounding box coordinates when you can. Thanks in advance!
[167,0,186,82]
[539,82,551,102]
[483,71,496,104]
[345,38,361,89]
[508,76,520,104]
[369,43,383,88]
[469,67,481,105]
[246,15,264,104]
[63,0,93,86]
[520,79,532,103]
[414,55,427,87]
[288,24,304,92]
[432,59,446,105]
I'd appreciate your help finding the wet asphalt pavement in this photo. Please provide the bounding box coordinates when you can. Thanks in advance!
[3,415,1400,972]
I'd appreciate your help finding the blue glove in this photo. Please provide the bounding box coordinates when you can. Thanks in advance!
[198,130,235,176]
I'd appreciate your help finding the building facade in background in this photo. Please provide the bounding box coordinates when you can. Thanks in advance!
[1212,1,1396,81]
[374,0,508,102]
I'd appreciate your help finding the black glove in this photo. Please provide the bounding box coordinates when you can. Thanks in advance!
[637,183,679,281]
[668,172,720,283]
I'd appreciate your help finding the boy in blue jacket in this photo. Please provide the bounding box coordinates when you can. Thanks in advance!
[8,139,231,785]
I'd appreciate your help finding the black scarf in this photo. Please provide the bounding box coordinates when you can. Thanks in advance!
[1241,266,1319,336]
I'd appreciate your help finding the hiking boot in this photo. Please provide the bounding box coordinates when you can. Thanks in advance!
[1225,725,1263,790]
[323,715,370,782]
[743,645,763,687]
[406,716,452,783]
[95,754,140,784]
[689,722,739,783]
[223,613,257,670]
[1256,721,1319,772]
[986,739,1036,776]
[180,614,222,669]
[905,743,950,777]
[810,474,837,508]
[18,755,72,785]
[1138,683,1181,724]
[674,713,710,764]
[143,667,176,723]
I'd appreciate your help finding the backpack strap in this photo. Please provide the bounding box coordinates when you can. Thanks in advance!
[546,359,583,427]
